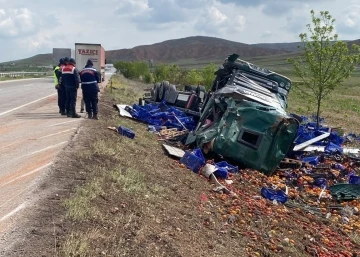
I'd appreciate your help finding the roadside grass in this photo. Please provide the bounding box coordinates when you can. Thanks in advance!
[59,74,360,256]
[287,76,360,132]
[62,229,100,257]
[60,75,251,257]
[63,178,104,221]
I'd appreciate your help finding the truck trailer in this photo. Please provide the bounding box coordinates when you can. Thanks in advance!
[74,43,105,82]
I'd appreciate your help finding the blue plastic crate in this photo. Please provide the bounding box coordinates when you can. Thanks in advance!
[214,168,228,179]
[117,126,135,139]
[261,187,288,203]
[180,148,205,173]
[349,175,360,185]
[215,161,239,173]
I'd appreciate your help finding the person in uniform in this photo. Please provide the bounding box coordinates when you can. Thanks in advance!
[53,58,64,114]
[61,58,81,118]
[79,59,100,119]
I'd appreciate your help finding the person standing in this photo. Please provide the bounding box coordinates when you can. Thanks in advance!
[79,59,100,119]
[61,58,81,118]
[53,58,64,114]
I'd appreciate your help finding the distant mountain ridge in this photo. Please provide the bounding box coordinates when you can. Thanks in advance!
[105,36,292,63]
[2,36,359,66]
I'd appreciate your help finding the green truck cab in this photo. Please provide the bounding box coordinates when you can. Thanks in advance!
[186,54,299,175]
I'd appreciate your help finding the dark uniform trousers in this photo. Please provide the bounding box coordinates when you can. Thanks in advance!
[57,85,67,112]
[83,90,98,114]
[65,88,78,114]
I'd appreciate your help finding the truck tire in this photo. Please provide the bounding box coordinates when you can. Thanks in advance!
[153,83,161,102]
[159,81,169,101]
[150,88,155,101]
[169,84,176,92]
[196,85,206,100]
[190,85,197,93]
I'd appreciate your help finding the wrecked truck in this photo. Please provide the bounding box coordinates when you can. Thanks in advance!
[185,54,299,175]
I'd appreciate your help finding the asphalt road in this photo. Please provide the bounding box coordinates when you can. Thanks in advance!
[0,70,115,233]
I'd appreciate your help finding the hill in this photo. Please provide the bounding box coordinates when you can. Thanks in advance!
[251,42,303,52]
[2,36,359,70]
[105,36,291,63]
[1,53,52,66]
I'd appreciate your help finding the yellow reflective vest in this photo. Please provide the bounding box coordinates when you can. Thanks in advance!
[54,65,60,85]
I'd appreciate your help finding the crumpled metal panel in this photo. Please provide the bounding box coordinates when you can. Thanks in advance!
[187,54,299,175]
[191,97,299,176]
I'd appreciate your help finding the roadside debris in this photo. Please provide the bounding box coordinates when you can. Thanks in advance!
[111,54,360,255]
[107,125,135,139]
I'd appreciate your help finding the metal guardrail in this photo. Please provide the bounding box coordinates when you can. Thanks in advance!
[0,72,49,77]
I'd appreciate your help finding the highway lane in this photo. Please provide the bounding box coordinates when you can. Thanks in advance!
[0,70,115,233]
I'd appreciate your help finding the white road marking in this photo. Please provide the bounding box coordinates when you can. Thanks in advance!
[0,203,26,222]
[0,93,57,117]
[22,83,37,87]
[0,162,53,187]
[25,141,68,156]
[37,128,76,139]
[49,119,81,127]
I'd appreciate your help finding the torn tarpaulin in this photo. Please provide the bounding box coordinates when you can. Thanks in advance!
[125,101,196,131]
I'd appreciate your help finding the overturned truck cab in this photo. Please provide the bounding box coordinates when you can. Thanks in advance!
[186,54,299,175]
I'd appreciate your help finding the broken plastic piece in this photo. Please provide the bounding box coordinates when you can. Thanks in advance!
[261,187,288,203]
[117,126,135,139]
[180,148,205,173]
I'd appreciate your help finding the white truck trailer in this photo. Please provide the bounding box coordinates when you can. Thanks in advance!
[74,43,105,82]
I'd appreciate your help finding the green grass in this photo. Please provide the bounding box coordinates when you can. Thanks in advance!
[63,178,104,221]
[61,230,100,257]
[287,76,360,132]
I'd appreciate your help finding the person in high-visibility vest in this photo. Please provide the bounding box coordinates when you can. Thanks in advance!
[54,58,66,114]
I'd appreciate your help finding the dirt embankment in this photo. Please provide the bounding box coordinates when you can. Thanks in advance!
[3,75,359,257]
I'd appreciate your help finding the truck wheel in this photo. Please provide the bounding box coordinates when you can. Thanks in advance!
[196,85,206,98]
[150,88,155,101]
[159,81,169,101]
[169,84,176,92]
[153,83,161,102]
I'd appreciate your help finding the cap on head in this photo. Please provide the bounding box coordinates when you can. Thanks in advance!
[64,57,70,63]
[59,58,65,65]
[69,58,76,64]
[86,59,93,66]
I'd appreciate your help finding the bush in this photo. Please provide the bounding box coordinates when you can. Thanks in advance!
[144,73,152,84]
[114,61,150,80]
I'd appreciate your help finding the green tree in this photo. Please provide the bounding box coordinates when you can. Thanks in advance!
[185,69,203,85]
[153,64,169,82]
[144,72,153,84]
[114,61,150,80]
[288,10,360,128]
[201,63,217,90]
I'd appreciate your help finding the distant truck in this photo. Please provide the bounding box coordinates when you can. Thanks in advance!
[75,43,105,82]
[52,48,74,66]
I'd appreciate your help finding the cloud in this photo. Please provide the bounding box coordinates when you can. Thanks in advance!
[218,0,263,7]
[217,0,327,17]
[0,8,35,38]
[115,0,150,16]
[337,5,360,34]
[283,6,312,34]
[194,6,245,34]
[0,0,357,63]
[261,30,273,39]
[0,8,58,39]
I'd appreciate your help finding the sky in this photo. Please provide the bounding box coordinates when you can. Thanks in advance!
[0,0,359,62]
